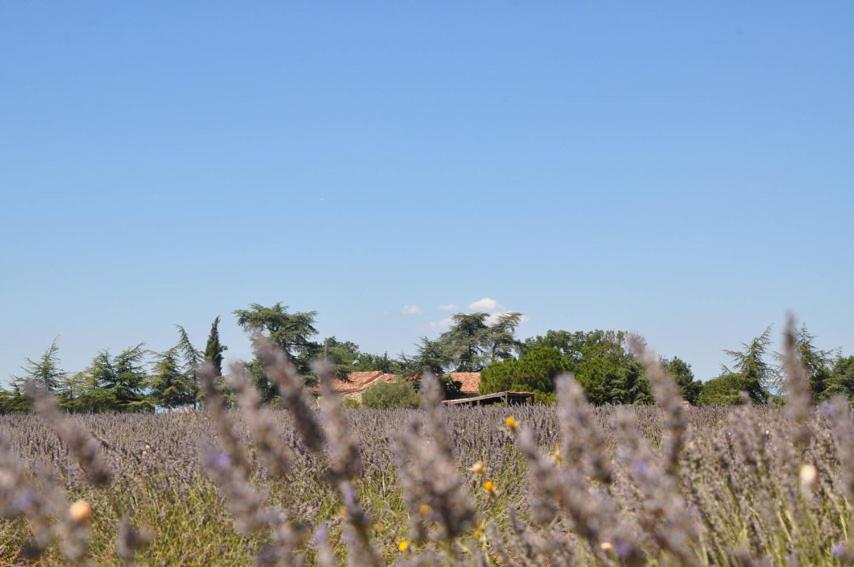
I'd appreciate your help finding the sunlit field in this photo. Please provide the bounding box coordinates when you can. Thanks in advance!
[1,337,851,566]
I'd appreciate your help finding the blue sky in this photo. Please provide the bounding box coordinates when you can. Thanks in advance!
[1,2,852,384]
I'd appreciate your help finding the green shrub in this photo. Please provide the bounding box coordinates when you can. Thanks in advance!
[480,347,566,395]
[342,398,361,409]
[479,359,518,394]
[574,354,651,405]
[361,380,420,409]
[532,391,557,404]
[697,372,747,406]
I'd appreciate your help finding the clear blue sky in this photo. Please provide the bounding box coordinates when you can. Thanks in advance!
[2,2,852,385]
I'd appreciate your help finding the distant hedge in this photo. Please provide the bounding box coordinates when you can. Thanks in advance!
[361,380,420,409]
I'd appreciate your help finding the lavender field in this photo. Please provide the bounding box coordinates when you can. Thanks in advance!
[4,1,853,564]
[1,337,852,566]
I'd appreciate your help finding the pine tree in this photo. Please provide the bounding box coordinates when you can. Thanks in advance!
[58,371,91,411]
[15,339,65,392]
[90,345,151,412]
[488,312,523,363]
[774,325,834,400]
[176,325,202,408]
[826,356,854,400]
[150,348,194,409]
[440,313,490,371]
[414,337,452,375]
[234,303,318,375]
[724,328,774,404]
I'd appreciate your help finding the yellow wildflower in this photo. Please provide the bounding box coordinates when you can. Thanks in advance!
[398,539,410,553]
[482,479,495,495]
[469,461,486,476]
[504,416,518,432]
[800,464,817,492]
[69,500,93,524]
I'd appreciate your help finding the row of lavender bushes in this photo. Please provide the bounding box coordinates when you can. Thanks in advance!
[0,319,852,565]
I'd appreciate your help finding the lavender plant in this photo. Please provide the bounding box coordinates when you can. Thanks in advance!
[0,324,849,565]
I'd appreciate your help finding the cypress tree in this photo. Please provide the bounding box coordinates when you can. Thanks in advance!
[204,316,227,376]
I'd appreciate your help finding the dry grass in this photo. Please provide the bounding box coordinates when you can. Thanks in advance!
[0,330,851,565]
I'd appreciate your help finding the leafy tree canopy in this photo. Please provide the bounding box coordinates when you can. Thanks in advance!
[826,356,854,400]
[521,330,652,405]
[352,352,395,373]
[663,357,702,405]
[322,337,362,378]
[697,372,748,406]
[413,311,524,374]
[480,346,567,396]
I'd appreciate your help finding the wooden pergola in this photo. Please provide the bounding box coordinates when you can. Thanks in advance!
[441,391,534,407]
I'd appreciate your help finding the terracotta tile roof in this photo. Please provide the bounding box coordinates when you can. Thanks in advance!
[450,372,481,394]
[331,371,398,394]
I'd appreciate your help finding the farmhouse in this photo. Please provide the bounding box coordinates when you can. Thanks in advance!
[449,372,481,395]
[330,371,398,401]
[329,371,482,402]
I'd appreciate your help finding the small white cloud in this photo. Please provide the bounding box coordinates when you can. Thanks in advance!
[429,316,454,330]
[485,312,502,326]
[401,304,422,316]
[485,312,529,326]
[468,297,499,312]
[429,297,525,329]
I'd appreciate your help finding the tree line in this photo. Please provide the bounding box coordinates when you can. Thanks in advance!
[0,317,227,413]
[2,302,852,413]
[478,325,853,406]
